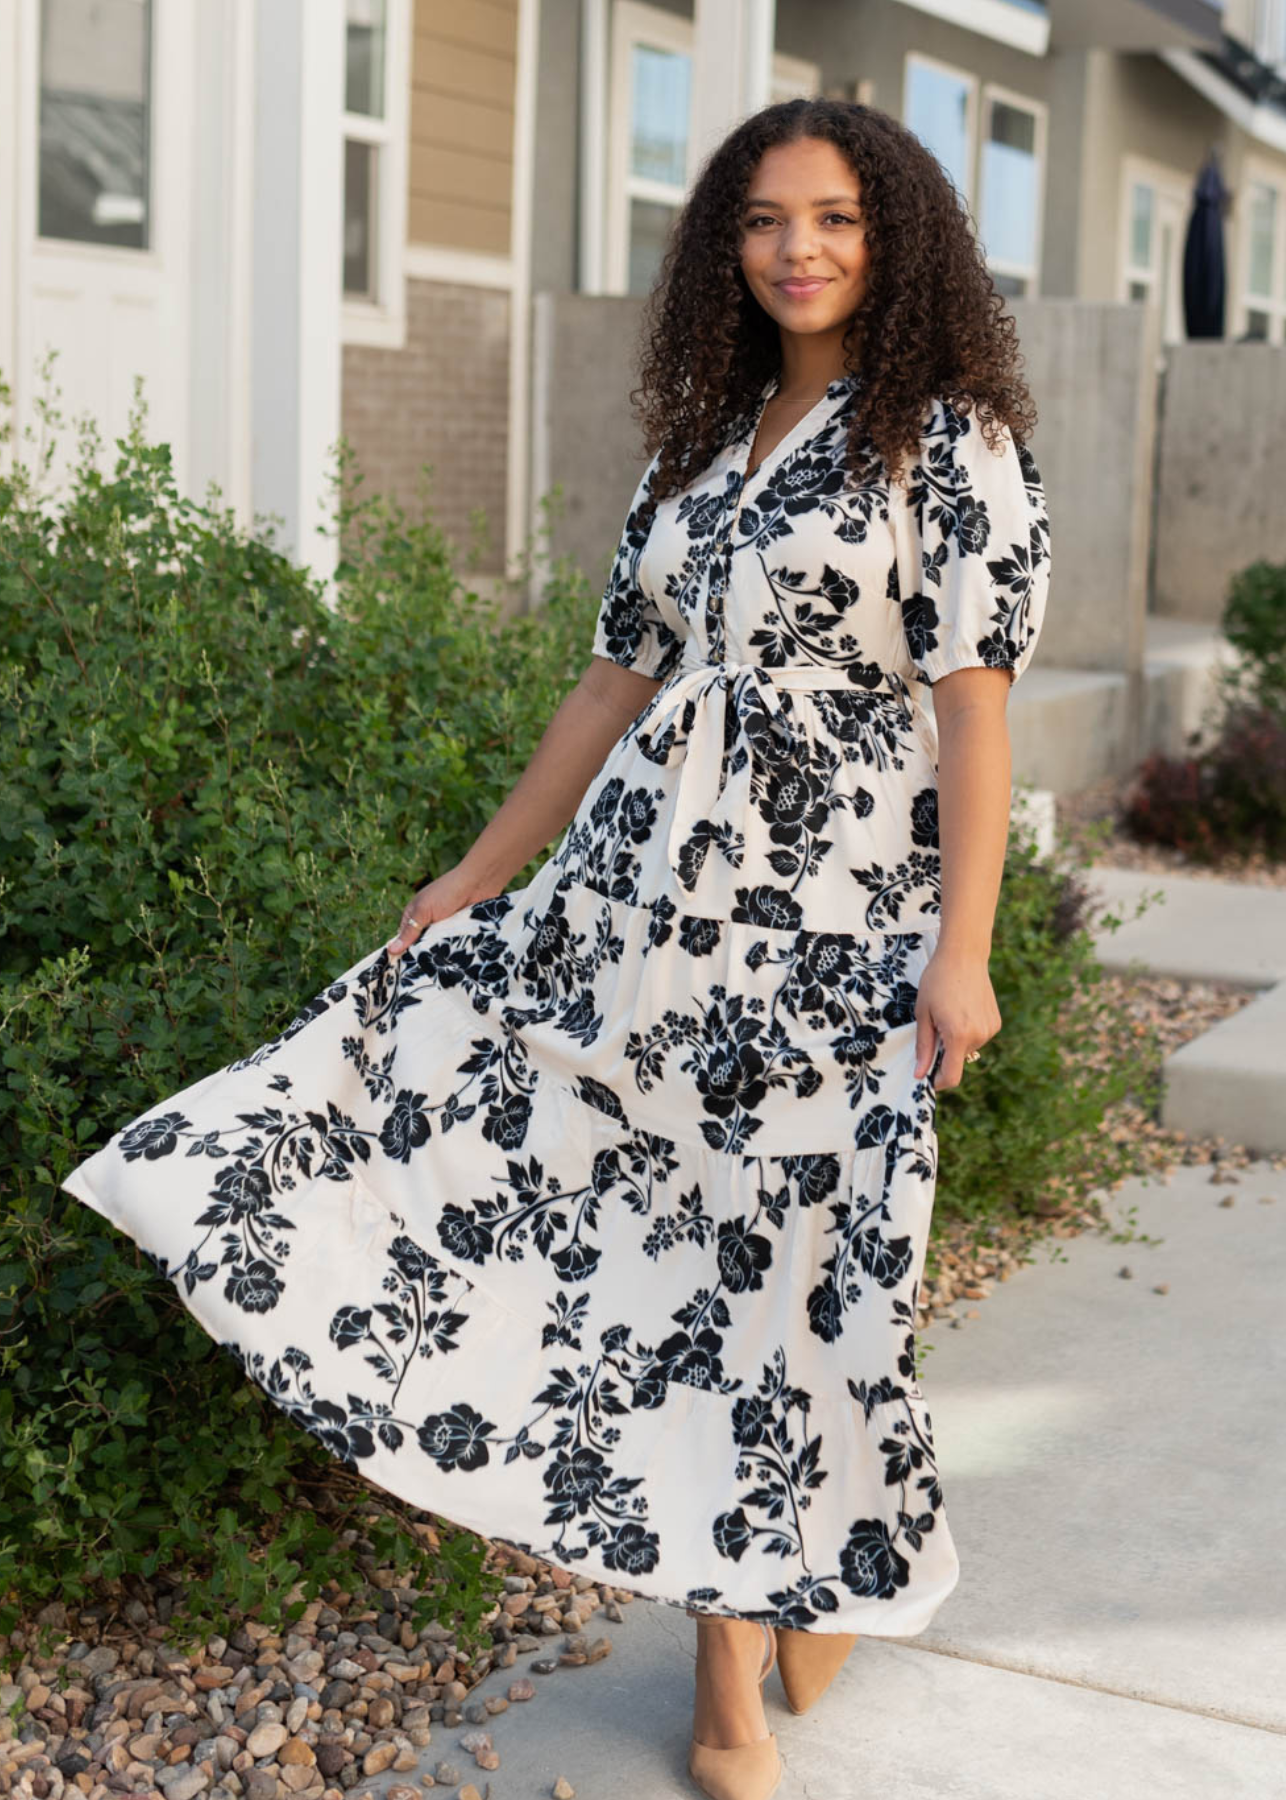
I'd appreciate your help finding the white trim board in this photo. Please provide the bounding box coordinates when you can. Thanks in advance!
[404,243,516,290]
[1161,45,1286,155]
[890,0,1050,57]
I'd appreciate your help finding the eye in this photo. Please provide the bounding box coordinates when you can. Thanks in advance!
[743,213,862,229]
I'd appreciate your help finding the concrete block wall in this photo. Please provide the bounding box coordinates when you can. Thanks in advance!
[536,293,1160,688]
[1006,297,1159,678]
[340,276,511,573]
[1153,342,1286,625]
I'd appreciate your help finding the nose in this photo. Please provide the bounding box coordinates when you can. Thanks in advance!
[779,220,821,262]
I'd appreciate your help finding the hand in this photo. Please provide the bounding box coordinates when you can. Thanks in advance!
[386,864,497,960]
[913,945,1000,1092]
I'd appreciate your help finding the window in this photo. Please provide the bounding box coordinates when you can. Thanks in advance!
[341,0,410,346]
[903,58,1045,295]
[904,54,976,203]
[605,4,820,296]
[343,0,388,299]
[1242,173,1286,342]
[38,0,152,250]
[978,88,1044,295]
[625,38,691,295]
[1126,180,1156,304]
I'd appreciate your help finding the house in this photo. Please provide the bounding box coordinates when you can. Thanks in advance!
[2,0,1284,616]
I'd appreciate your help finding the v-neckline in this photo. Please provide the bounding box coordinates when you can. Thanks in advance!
[741,373,856,484]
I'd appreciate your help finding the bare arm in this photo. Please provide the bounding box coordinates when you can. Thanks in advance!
[912,664,1013,1089]
[387,656,662,956]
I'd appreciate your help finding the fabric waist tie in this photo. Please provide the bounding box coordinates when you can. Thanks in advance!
[640,642,925,897]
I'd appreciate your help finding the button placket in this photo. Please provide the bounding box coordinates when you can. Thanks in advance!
[708,477,748,603]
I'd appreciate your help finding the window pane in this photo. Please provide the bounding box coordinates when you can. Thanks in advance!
[630,45,690,187]
[980,98,1039,273]
[905,60,971,198]
[346,0,386,119]
[1244,308,1271,340]
[344,138,378,297]
[1248,181,1277,299]
[1130,182,1155,272]
[629,197,677,296]
[39,0,151,249]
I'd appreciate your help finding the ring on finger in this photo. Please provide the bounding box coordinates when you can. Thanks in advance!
[964,1049,981,1064]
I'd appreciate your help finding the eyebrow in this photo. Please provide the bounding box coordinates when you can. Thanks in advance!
[742,195,861,208]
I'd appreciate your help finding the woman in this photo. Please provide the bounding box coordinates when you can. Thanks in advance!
[64,99,1049,1800]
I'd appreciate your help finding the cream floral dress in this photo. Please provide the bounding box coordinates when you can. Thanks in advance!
[63,371,1050,1634]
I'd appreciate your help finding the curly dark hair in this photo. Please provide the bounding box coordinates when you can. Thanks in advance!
[631,97,1038,501]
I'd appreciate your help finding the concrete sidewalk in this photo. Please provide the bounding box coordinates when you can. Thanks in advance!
[374,1161,1286,1798]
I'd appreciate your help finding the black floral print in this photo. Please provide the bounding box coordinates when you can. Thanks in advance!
[62,371,1047,1637]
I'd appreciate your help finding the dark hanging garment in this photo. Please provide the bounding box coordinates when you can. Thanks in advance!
[1183,151,1228,341]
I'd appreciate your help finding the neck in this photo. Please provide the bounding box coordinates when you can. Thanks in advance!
[774,327,859,400]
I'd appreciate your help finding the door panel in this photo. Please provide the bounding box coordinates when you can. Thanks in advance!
[14,0,193,489]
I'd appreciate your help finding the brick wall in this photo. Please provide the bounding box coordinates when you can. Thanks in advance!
[340,276,511,574]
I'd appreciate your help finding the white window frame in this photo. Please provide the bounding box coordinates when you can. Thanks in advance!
[605,2,821,296]
[607,1,691,296]
[903,50,979,208]
[1236,157,1286,343]
[902,57,1046,294]
[977,79,1046,295]
[1117,154,1191,346]
[340,0,411,350]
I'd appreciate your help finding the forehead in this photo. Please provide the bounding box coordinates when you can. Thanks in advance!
[744,137,860,202]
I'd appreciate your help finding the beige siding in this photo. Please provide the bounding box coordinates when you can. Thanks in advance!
[409,0,516,256]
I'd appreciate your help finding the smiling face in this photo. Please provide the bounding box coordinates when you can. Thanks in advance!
[738,136,870,357]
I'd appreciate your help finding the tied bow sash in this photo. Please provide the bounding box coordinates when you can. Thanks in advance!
[638,641,924,896]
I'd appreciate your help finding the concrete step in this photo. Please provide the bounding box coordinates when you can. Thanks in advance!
[1081,865,1286,1153]
[1002,616,1235,795]
[1083,865,1286,988]
[1163,980,1286,1152]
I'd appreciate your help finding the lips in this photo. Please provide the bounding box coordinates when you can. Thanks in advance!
[777,278,830,297]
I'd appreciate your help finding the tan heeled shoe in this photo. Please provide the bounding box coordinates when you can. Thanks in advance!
[775,1626,860,1715]
[686,1610,782,1800]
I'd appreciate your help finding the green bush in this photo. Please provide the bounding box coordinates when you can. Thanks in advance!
[1222,557,1286,718]
[933,810,1162,1228]
[0,382,597,1646]
[0,382,1158,1645]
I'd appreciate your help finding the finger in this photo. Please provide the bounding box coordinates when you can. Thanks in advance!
[913,1007,938,1080]
[934,1039,966,1092]
[386,913,426,959]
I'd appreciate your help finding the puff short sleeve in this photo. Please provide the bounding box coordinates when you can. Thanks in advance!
[894,395,1051,688]
[590,449,683,682]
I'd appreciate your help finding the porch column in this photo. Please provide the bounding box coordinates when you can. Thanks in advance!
[251,0,343,580]
[690,0,777,167]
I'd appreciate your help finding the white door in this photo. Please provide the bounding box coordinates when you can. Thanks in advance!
[12,0,194,491]
[1121,160,1193,350]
